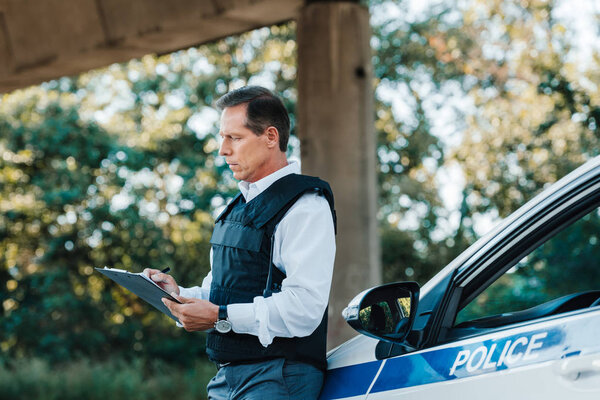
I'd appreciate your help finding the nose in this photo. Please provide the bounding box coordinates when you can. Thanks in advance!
[219,138,230,156]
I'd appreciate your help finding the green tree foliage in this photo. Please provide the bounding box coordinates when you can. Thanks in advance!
[373,0,600,287]
[454,0,600,218]
[0,357,214,400]
[372,0,482,283]
[0,89,209,364]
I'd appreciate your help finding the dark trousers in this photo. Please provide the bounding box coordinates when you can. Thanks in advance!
[207,358,324,400]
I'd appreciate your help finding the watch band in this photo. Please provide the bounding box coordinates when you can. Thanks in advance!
[218,305,228,321]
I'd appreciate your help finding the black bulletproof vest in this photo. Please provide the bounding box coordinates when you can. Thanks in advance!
[206,173,336,370]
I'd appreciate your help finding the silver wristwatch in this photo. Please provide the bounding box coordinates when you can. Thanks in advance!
[214,305,232,334]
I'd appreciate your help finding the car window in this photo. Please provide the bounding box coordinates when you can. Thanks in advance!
[455,206,600,326]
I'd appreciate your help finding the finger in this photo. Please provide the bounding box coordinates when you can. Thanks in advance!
[143,268,160,278]
[162,299,186,326]
[151,272,168,283]
[170,292,191,304]
[162,297,172,308]
[162,297,179,314]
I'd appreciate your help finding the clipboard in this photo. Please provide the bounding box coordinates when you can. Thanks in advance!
[95,267,182,323]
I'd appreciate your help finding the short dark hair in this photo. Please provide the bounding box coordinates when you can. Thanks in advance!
[215,86,290,151]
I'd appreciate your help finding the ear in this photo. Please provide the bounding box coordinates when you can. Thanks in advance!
[264,126,280,149]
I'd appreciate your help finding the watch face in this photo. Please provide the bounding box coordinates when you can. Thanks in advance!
[215,319,232,334]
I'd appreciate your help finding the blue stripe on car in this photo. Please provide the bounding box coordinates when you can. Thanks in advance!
[371,327,564,393]
[319,360,382,400]
[320,327,567,399]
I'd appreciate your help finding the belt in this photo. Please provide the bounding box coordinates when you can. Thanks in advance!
[215,362,231,370]
[214,357,283,370]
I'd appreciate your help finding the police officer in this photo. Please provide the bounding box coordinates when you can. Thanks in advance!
[145,86,336,399]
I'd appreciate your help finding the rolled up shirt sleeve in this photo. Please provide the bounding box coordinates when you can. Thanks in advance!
[227,192,336,347]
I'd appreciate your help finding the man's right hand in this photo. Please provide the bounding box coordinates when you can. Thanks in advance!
[143,268,180,295]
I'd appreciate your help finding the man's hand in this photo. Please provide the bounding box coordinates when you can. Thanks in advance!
[143,268,179,295]
[162,293,219,332]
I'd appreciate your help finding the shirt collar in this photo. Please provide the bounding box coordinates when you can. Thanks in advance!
[238,161,301,202]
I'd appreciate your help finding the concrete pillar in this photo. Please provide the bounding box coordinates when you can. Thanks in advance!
[297,1,381,348]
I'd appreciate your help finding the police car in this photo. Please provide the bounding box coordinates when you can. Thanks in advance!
[320,156,600,399]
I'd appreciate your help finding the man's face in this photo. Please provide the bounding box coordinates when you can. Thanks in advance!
[218,104,271,183]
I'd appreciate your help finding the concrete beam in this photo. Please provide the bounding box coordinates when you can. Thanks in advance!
[0,0,302,93]
[297,2,381,348]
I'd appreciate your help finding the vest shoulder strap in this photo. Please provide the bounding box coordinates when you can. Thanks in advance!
[248,174,335,233]
[214,193,243,224]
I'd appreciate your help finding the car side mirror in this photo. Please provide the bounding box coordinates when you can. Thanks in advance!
[342,282,420,343]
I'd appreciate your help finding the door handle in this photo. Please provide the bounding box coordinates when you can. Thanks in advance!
[554,353,600,381]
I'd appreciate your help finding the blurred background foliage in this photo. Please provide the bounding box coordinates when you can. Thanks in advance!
[0,0,599,398]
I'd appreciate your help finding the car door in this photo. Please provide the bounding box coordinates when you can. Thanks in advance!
[366,167,600,398]
[365,310,600,399]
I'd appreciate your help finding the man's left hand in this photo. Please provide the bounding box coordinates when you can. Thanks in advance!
[162,294,219,332]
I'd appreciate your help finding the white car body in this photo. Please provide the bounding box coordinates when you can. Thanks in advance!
[320,156,600,400]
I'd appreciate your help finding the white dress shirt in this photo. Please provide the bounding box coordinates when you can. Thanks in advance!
[179,161,336,347]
